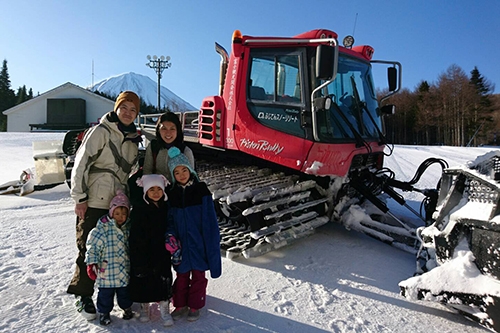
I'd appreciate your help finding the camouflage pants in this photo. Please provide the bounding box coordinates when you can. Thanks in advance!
[66,207,107,297]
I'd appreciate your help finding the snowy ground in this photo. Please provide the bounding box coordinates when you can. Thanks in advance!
[0,132,496,333]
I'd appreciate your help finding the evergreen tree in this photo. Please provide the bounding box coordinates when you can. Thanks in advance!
[381,87,415,144]
[0,59,16,131]
[16,85,28,104]
[468,67,495,146]
[91,89,158,115]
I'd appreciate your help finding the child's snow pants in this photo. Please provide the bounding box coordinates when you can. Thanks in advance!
[172,270,207,310]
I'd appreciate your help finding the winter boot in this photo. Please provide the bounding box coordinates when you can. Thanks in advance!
[139,303,150,322]
[187,308,200,322]
[122,307,134,320]
[75,295,97,321]
[171,306,188,321]
[159,301,174,327]
[99,313,111,326]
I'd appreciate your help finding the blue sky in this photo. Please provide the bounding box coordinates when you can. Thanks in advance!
[2,1,499,108]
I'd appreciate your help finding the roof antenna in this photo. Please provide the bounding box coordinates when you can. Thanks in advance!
[91,60,94,89]
[352,13,358,38]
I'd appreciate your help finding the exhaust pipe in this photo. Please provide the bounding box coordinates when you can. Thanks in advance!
[215,42,229,97]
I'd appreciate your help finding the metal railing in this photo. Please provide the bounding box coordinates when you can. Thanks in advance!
[137,111,200,143]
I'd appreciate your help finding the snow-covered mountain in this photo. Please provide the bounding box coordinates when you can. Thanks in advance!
[89,72,197,112]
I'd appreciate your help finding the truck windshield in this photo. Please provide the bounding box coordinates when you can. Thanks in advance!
[316,55,382,142]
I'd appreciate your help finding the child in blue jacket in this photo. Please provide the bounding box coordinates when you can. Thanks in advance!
[165,147,222,322]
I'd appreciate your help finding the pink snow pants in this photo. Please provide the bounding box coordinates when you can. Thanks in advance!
[172,270,208,310]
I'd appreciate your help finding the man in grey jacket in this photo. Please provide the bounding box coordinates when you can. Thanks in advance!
[67,91,142,320]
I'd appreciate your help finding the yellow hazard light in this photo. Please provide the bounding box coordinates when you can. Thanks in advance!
[232,30,242,43]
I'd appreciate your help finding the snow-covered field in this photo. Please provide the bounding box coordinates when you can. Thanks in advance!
[0,132,496,332]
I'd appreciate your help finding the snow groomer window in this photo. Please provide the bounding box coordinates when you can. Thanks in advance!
[247,49,305,137]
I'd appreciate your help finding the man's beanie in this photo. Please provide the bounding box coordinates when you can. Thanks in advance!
[114,91,140,114]
[136,174,170,203]
[109,190,130,217]
[168,147,198,184]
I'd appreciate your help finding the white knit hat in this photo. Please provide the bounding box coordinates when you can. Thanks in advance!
[136,174,170,203]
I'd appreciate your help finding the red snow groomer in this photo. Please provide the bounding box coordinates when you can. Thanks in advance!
[155,29,498,331]
[62,28,499,330]
[139,29,406,258]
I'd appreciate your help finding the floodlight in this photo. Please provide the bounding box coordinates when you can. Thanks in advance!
[343,35,355,48]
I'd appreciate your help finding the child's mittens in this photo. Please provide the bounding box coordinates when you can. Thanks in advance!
[165,234,182,265]
[87,264,98,281]
[165,234,180,254]
[172,248,182,266]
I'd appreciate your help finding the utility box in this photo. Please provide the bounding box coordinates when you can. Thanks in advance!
[32,140,67,185]
[47,98,86,127]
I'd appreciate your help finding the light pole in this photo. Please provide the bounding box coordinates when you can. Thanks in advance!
[146,55,171,112]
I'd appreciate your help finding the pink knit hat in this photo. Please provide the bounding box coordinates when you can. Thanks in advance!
[109,190,130,217]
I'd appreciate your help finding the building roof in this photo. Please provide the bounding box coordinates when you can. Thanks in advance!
[2,82,114,115]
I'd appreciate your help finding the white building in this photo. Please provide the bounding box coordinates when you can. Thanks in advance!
[2,82,114,132]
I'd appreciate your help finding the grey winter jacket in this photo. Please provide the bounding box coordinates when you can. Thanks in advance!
[70,112,139,209]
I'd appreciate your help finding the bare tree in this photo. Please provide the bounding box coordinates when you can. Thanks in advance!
[379,63,499,146]
[435,64,472,146]
[414,81,439,145]
[379,87,416,144]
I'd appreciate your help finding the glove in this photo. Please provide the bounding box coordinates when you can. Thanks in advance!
[87,264,98,281]
[165,235,180,254]
[172,248,182,266]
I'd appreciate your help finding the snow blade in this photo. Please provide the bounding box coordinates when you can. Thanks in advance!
[419,164,500,280]
[400,288,499,332]
[401,153,500,332]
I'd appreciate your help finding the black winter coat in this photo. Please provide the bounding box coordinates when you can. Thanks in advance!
[128,199,173,303]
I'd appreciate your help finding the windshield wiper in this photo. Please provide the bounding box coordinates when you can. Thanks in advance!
[350,76,388,146]
[331,101,371,151]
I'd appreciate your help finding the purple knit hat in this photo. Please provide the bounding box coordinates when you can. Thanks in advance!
[109,190,130,217]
